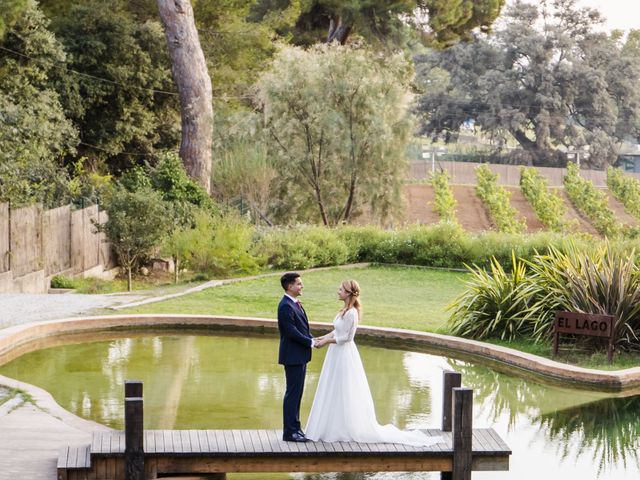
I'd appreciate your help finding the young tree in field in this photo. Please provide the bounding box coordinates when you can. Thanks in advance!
[157,0,212,193]
[257,45,413,226]
[96,186,168,291]
[415,0,640,168]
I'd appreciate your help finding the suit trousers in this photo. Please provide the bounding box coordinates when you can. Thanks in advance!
[283,363,306,437]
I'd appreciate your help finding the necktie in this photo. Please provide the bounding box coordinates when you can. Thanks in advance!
[296,301,304,311]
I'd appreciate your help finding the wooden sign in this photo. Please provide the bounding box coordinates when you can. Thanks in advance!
[553,311,615,363]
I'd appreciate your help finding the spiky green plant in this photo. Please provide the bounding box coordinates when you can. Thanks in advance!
[527,243,640,345]
[447,253,542,340]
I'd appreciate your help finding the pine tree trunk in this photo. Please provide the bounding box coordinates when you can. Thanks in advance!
[157,0,213,193]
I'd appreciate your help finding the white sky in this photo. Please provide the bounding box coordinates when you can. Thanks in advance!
[573,0,639,31]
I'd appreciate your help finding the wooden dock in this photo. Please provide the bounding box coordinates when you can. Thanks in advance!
[58,372,511,480]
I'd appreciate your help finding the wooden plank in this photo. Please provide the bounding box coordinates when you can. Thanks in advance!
[101,431,111,454]
[180,430,193,453]
[57,446,70,469]
[67,443,78,469]
[197,430,209,452]
[172,430,184,453]
[91,432,101,454]
[223,429,236,453]
[485,428,511,453]
[154,430,165,454]
[145,430,156,454]
[163,430,174,453]
[203,430,217,453]
[214,430,228,453]
[240,430,255,453]
[266,430,282,453]
[189,430,201,453]
[231,429,245,453]
[256,429,272,453]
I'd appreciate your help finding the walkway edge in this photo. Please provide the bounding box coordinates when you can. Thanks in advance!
[1,314,640,393]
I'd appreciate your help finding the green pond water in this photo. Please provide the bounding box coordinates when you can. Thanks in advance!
[0,331,639,480]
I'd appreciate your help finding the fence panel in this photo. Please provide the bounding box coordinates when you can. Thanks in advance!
[83,205,100,271]
[0,203,9,273]
[43,205,72,276]
[97,210,116,268]
[10,204,43,277]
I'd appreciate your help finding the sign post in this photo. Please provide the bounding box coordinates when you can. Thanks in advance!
[553,311,615,363]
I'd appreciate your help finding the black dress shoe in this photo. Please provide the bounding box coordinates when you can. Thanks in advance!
[283,432,309,442]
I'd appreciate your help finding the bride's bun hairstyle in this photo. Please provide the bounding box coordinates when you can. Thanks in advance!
[341,279,362,314]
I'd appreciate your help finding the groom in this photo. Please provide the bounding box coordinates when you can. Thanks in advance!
[278,272,314,442]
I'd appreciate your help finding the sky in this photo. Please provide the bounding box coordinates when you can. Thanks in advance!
[571,0,639,31]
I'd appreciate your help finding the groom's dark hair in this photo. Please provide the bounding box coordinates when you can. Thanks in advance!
[280,272,300,291]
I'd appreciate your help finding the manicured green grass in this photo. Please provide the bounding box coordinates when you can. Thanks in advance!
[123,265,469,333]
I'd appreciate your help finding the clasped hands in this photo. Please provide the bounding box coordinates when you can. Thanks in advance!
[313,336,329,348]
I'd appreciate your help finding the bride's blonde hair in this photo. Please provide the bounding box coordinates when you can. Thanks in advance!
[340,279,362,317]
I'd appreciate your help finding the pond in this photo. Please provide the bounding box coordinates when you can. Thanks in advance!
[0,331,638,480]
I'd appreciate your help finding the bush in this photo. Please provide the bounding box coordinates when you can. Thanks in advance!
[520,167,568,232]
[448,242,640,348]
[607,166,640,221]
[475,165,526,234]
[564,163,620,237]
[50,275,78,289]
[253,226,354,270]
[431,171,458,223]
[188,211,260,277]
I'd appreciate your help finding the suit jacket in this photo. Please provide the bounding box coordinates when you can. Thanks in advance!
[277,295,312,365]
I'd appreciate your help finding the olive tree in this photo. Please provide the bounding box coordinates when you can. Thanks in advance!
[257,45,413,225]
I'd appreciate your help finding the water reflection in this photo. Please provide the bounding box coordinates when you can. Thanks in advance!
[0,332,639,480]
[536,396,640,476]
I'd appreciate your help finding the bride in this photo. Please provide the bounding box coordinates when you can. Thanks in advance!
[305,280,440,446]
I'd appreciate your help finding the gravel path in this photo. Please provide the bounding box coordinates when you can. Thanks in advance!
[0,293,143,328]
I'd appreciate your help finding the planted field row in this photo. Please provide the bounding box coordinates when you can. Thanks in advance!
[404,166,640,236]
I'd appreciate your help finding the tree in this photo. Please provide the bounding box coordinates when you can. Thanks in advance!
[415,0,640,168]
[0,0,27,38]
[257,44,413,225]
[96,186,168,291]
[157,0,213,193]
[0,0,78,207]
[52,1,180,173]
[249,0,505,47]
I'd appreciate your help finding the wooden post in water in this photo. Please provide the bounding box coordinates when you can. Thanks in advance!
[441,371,462,480]
[452,388,473,480]
[125,381,144,480]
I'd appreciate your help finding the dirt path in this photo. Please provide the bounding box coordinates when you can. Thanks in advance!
[552,188,599,236]
[599,188,639,227]
[451,185,493,232]
[402,184,440,225]
[504,187,545,233]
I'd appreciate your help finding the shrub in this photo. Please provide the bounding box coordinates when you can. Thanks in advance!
[50,275,78,289]
[448,254,541,340]
[520,167,568,232]
[431,171,458,223]
[475,165,526,234]
[564,163,620,237]
[188,211,260,277]
[448,242,640,348]
[607,166,640,220]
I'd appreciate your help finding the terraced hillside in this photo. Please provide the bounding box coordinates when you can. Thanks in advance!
[401,183,637,235]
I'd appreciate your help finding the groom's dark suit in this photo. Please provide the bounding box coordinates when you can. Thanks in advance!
[277,295,313,439]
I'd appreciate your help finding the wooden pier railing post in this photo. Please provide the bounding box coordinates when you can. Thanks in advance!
[125,381,144,480]
[441,370,462,432]
[441,370,462,480]
[452,388,473,480]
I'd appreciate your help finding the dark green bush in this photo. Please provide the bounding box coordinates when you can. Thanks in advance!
[50,275,78,289]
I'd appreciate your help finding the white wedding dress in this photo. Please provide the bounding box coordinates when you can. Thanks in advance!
[305,308,441,446]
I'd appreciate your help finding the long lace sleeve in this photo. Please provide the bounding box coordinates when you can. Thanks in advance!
[333,309,358,344]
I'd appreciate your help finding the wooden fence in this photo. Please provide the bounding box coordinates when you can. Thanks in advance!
[0,202,115,293]
[409,160,640,186]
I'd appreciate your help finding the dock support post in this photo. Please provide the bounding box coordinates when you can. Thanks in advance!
[125,381,144,480]
[441,370,462,480]
[452,388,473,480]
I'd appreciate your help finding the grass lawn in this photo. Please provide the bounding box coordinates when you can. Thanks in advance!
[122,265,469,333]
